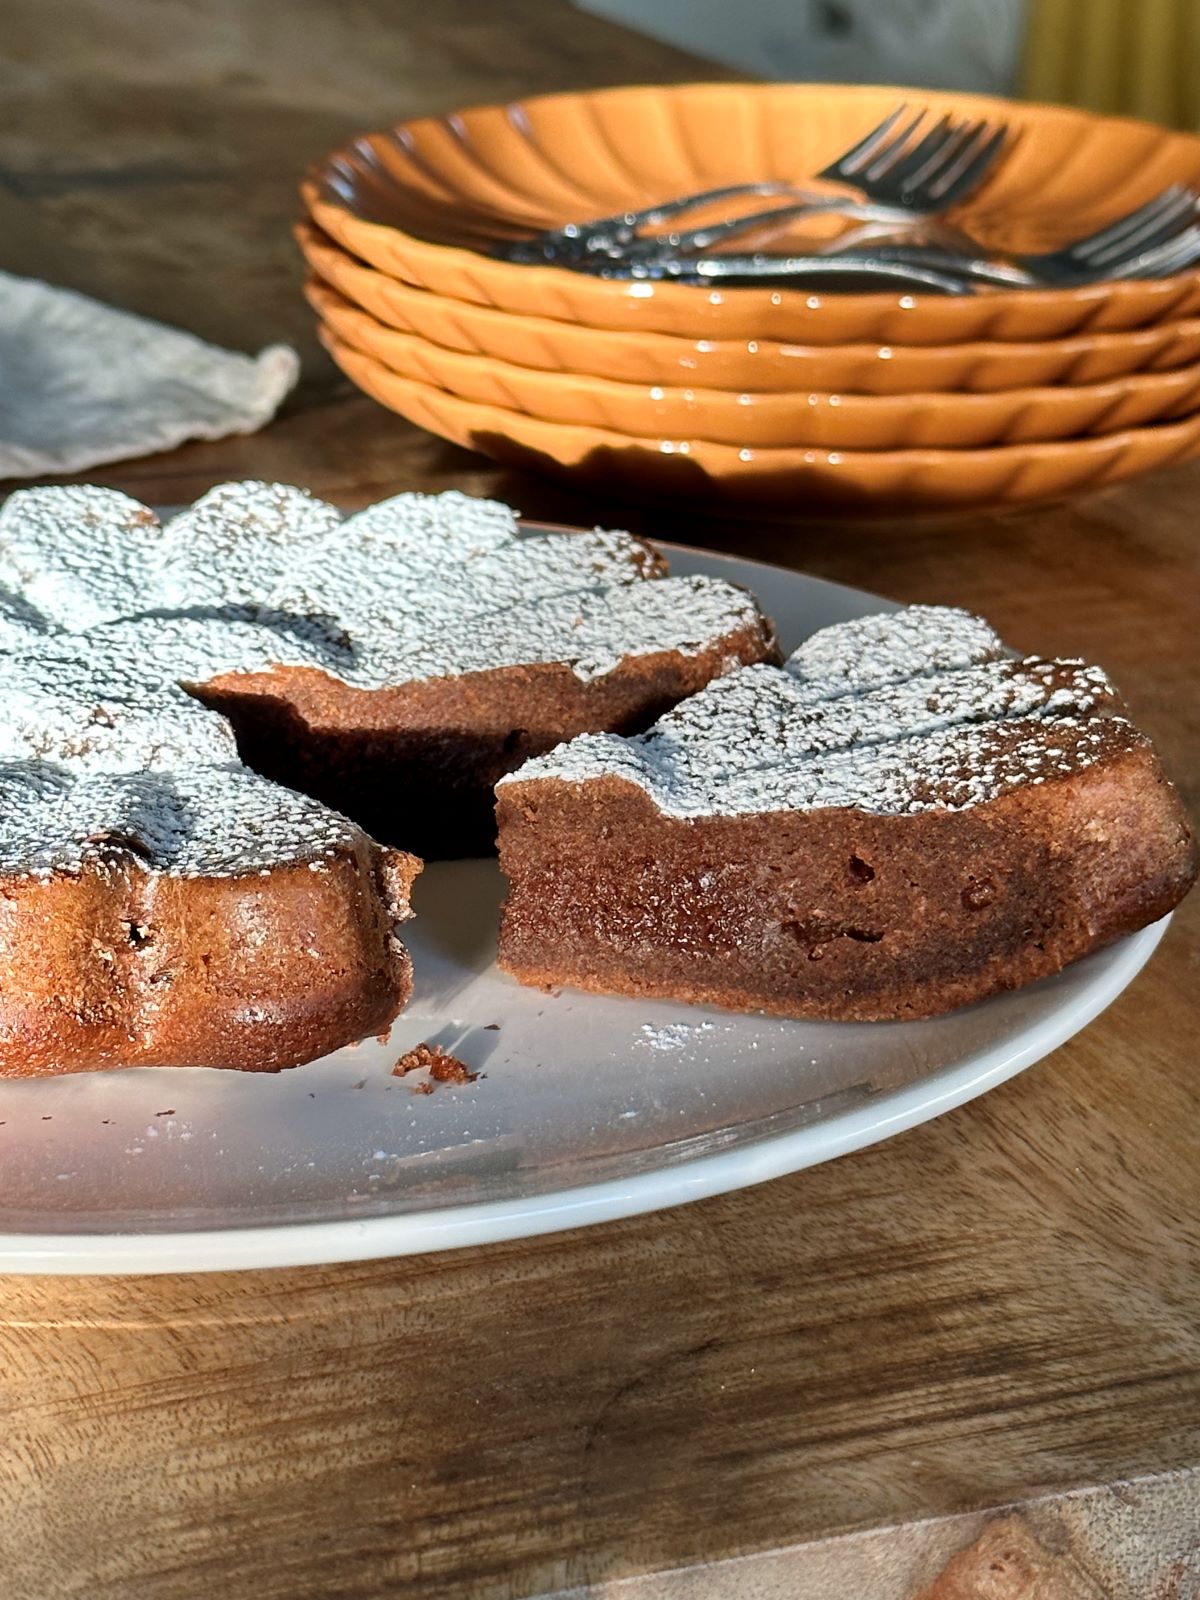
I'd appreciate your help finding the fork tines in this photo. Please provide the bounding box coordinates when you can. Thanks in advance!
[817,104,1010,211]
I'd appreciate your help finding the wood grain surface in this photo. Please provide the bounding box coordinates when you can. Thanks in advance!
[0,4,1198,1597]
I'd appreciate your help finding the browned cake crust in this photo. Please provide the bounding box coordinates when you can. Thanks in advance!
[0,844,419,1076]
[496,744,1196,1021]
[195,621,777,858]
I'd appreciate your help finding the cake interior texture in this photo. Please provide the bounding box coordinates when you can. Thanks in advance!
[0,481,774,1072]
[496,607,1197,1021]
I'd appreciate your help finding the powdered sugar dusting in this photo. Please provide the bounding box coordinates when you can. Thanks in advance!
[0,486,162,630]
[786,605,1004,697]
[0,762,359,879]
[0,648,238,773]
[0,480,758,689]
[502,609,1133,819]
[0,480,763,876]
[636,1021,716,1052]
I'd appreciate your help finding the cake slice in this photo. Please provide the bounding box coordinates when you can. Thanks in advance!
[0,482,776,855]
[0,762,418,1075]
[496,607,1197,1021]
[0,648,417,1075]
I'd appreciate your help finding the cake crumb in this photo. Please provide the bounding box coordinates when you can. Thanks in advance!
[392,1041,480,1091]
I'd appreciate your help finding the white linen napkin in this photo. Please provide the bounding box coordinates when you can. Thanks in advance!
[0,270,299,477]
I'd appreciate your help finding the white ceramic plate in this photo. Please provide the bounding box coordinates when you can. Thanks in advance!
[0,547,1168,1274]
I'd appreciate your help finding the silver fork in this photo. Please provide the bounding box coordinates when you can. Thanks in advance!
[498,107,1200,290]
[497,107,1007,267]
[816,104,1010,211]
[547,178,1200,291]
[631,209,1200,288]
[829,182,1200,286]
[607,130,1198,286]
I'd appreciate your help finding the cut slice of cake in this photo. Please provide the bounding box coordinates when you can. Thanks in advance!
[0,482,776,856]
[0,763,419,1075]
[0,647,417,1075]
[496,607,1197,1021]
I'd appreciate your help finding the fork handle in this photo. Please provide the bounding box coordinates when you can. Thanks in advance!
[834,240,1036,287]
[499,192,946,266]
[580,254,977,295]
[534,181,806,257]
[622,195,921,258]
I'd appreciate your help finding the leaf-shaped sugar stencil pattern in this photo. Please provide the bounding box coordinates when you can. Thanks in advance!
[503,608,1133,818]
[0,762,359,879]
[151,484,662,681]
[367,573,765,686]
[0,486,163,630]
[0,587,54,652]
[339,488,519,572]
[783,605,1008,697]
[0,647,238,774]
[321,523,664,675]
[634,657,1117,786]
[155,480,345,610]
[249,519,662,679]
[0,480,770,876]
[0,479,756,689]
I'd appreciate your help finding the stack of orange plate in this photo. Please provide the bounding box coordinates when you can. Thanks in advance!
[299,83,1200,513]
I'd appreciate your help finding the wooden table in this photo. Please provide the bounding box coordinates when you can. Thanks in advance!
[1,4,1197,1596]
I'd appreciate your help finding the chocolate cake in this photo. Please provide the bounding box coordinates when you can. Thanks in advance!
[0,647,418,1075]
[0,481,773,1073]
[496,607,1197,1021]
[0,482,775,857]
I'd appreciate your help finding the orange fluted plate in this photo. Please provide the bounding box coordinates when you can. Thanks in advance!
[319,327,1200,513]
[310,277,1200,450]
[303,83,1200,346]
[296,221,1200,396]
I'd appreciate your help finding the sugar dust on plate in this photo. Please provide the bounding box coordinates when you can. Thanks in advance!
[635,1021,715,1053]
